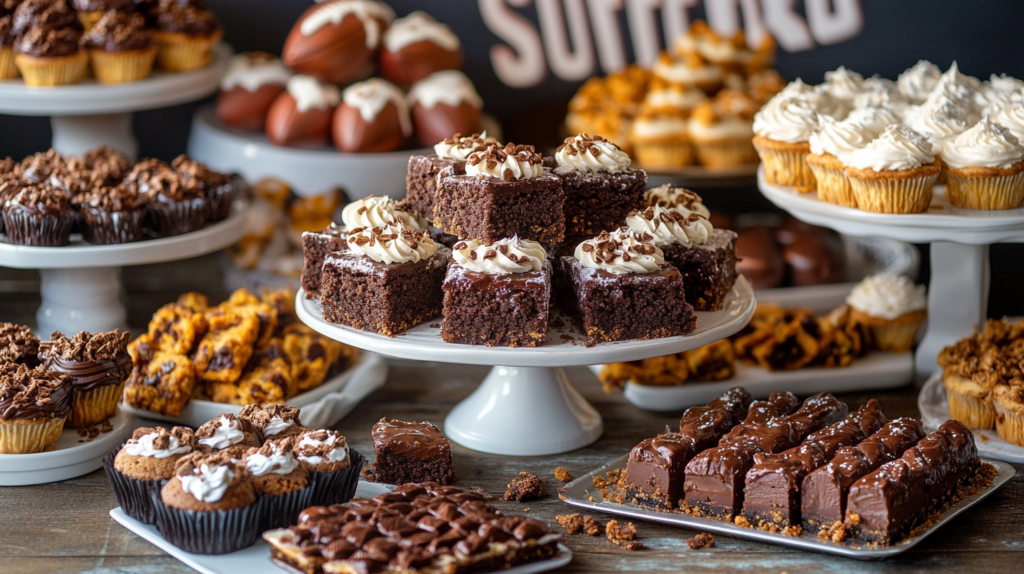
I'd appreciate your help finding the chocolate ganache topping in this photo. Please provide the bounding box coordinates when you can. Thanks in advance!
[4,184,71,216]
[41,329,132,391]
[125,158,202,202]
[82,9,150,52]
[0,322,40,365]
[0,363,72,420]
[154,1,218,36]
[12,0,80,37]
[373,418,448,460]
[15,21,82,59]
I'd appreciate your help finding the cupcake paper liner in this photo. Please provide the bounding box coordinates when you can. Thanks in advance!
[945,170,1024,210]
[0,416,66,454]
[145,197,207,237]
[632,140,694,168]
[89,47,157,85]
[691,138,758,167]
[752,141,816,192]
[0,47,18,79]
[78,11,104,31]
[154,31,222,72]
[994,400,1024,447]
[81,207,147,245]
[2,210,74,246]
[308,448,365,507]
[259,482,317,531]
[869,321,924,353]
[14,52,89,86]
[151,493,263,555]
[807,159,856,207]
[205,181,237,222]
[847,172,937,214]
[69,382,125,428]
[102,449,165,525]
[945,387,996,430]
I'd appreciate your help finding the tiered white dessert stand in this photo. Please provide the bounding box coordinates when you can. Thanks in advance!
[758,166,1024,379]
[295,277,756,456]
[0,43,240,335]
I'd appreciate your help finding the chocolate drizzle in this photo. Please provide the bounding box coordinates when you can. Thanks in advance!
[41,330,133,391]
[0,363,72,420]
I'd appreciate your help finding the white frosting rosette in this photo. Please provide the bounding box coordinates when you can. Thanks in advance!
[753,95,820,143]
[341,195,425,231]
[940,116,1024,169]
[555,133,632,173]
[847,125,935,171]
[346,223,437,264]
[452,236,546,275]
[846,273,926,320]
[624,205,712,247]
[574,229,664,275]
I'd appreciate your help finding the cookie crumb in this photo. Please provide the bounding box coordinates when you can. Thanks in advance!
[556,514,584,534]
[583,515,601,536]
[554,466,573,482]
[687,533,714,549]
[503,472,547,502]
[606,520,642,549]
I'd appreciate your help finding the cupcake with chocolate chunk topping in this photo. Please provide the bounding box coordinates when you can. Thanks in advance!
[2,184,75,246]
[294,428,361,506]
[81,145,132,187]
[243,438,312,529]
[71,0,133,30]
[0,363,72,454]
[0,322,41,367]
[195,413,260,458]
[170,155,235,222]
[40,329,131,427]
[74,185,148,244]
[152,0,221,72]
[0,2,19,79]
[82,9,155,83]
[238,403,305,442]
[13,0,88,86]
[126,158,207,237]
[105,425,196,524]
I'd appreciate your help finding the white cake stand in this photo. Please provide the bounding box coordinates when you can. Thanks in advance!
[295,277,756,456]
[0,43,231,159]
[0,200,247,335]
[758,167,1024,379]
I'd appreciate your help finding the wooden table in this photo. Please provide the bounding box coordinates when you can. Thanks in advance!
[1,255,1022,573]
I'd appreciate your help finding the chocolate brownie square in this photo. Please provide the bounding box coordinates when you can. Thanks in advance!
[440,259,552,347]
[405,155,460,222]
[554,167,647,235]
[300,224,347,299]
[320,247,450,337]
[662,229,738,312]
[372,418,457,485]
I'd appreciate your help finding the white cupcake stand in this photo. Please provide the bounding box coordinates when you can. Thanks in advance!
[295,278,755,456]
[0,44,240,336]
[758,167,1024,379]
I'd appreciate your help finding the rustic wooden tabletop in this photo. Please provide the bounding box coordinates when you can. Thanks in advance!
[1,255,1021,574]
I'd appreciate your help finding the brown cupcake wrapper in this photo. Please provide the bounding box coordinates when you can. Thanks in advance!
[308,448,364,507]
[259,482,317,531]
[102,449,165,525]
[205,181,237,222]
[2,210,74,246]
[151,493,263,555]
[145,197,207,237]
[80,207,146,245]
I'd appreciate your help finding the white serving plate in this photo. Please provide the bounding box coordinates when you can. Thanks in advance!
[0,409,137,486]
[111,481,573,574]
[918,371,1024,464]
[591,351,913,412]
[121,352,387,429]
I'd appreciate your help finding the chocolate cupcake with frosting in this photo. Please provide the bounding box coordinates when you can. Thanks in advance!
[41,329,131,427]
[0,1,21,79]
[73,184,148,244]
[293,428,362,506]
[237,403,305,442]
[243,438,312,529]
[0,322,40,367]
[151,0,220,72]
[12,0,88,86]
[81,9,155,83]
[170,155,236,222]
[0,363,72,454]
[125,158,207,237]
[71,0,132,29]
[105,425,196,524]
[81,145,132,187]
[2,184,75,246]
[195,413,260,458]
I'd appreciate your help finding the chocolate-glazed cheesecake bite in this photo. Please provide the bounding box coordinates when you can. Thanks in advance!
[372,418,456,485]
[41,329,132,427]
[405,132,495,222]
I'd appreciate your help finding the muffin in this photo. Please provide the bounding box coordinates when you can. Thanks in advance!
[125,159,207,237]
[81,146,132,186]
[238,403,305,442]
[243,438,312,529]
[13,5,88,86]
[155,450,261,555]
[294,429,361,507]
[71,0,133,30]
[0,322,41,367]
[806,115,875,207]
[105,426,196,524]
[845,273,927,352]
[40,330,131,427]
[195,413,260,457]
[151,0,221,72]
[170,155,236,222]
[630,107,692,168]
[81,9,155,83]
[941,116,1024,210]
[993,384,1024,447]
[0,4,18,79]
[687,89,758,167]
[73,185,148,244]
[641,76,706,119]
[752,94,820,192]
[2,184,75,246]
[0,363,72,454]
[942,368,997,430]
[845,125,941,214]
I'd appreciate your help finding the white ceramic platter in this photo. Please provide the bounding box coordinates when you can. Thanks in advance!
[591,351,914,412]
[111,480,574,574]
[121,352,387,430]
[0,409,137,486]
[918,371,1024,464]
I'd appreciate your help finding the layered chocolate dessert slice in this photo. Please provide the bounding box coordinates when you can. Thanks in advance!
[741,399,888,529]
[372,418,457,485]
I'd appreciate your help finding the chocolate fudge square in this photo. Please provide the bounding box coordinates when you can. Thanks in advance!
[405,155,460,222]
[441,259,552,347]
[372,418,457,485]
[320,248,450,337]
[301,224,347,299]
[434,172,565,243]
[554,167,647,235]
[560,256,696,346]
[662,229,738,312]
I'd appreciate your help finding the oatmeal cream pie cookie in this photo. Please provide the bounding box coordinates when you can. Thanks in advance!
[0,363,72,454]
[243,438,312,529]
[294,428,361,506]
[238,404,305,442]
[195,413,260,457]
[106,426,196,524]
[41,329,132,427]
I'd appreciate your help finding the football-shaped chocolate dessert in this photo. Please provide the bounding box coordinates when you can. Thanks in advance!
[265,75,340,148]
[378,11,462,87]
[408,70,483,147]
[282,0,394,86]
[333,78,410,153]
[216,52,291,132]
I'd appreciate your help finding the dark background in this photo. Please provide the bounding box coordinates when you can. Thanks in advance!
[1,0,1023,316]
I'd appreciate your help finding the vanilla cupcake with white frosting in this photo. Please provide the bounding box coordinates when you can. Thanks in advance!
[819,66,864,105]
[991,103,1024,143]
[652,51,723,94]
[807,115,876,206]
[940,116,1024,210]
[910,100,975,154]
[687,89,759,166]
[844,106,900,137]
[777,78,847,118]
[844,125,940,213]
[630,100,693,168]
[845,273,927,352]
[752,94,820,192]
[897,60,941,104]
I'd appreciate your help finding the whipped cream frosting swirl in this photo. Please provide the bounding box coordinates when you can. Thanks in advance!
[574,229,664,275]
[555,133,632,173]
[433,131,496,161]
[263,416,294,437]
[341,195,425,231]
[465,143,544,181]
[847,125,935,171]
[821,66,864,102]
[844,106,900,137]
[123,432,192,459]
[346,223,437,264]
[643,184,711,218]
[297,432,348,465]
[991,103,1024,144]
[452,236,545,275]
[754,95,820,143]
[846,273,927,320]
[910,101,975,152]
[897,60,941,104]
[197,416,245,450]
[179,463,235,503]
[809,115,875,161]
[625,205,712,247]
[940,116,1024,169]
[246,443,299,477]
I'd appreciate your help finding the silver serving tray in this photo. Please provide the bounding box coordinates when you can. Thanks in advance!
[558,454,1015,560]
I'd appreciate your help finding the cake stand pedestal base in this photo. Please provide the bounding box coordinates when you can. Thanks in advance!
[50,113,137,160]
[444,366,603,456]
[37,266,127,336]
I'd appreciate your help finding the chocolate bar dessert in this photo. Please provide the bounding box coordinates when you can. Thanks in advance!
[372,418,457,486]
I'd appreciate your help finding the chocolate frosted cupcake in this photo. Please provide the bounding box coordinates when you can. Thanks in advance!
[294,429,362,506]
[81,9,155,83]
[81,145,131,184]
[2,184,75,246]
[243,438,312,529]
[238,403,305,442]
[0,2,19,79]
[0,322,41,367]
[13,0,88,86]
[155,450,262,554]
[152,0,220,72]
[195,413,260,458]
[71,0,133,30]
[19,149,68,185]
[170,155,235,222]
[105,425,196,524]
[40,329,131,427]
[0,363,72,454]
[73,184,148,244]
[126,158,206,237]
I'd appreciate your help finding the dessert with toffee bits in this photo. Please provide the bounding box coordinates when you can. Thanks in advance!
[0,322,41,367]
[238,403,305,441]
[0,363,72,454]
[40,329,132,427]
[294,428,363,507]
[372,418,456,485]
[434,142,565,243]
[560,229,696,346]
[105,426,197,524]
[405,131,495,222]
[441,236,551,347]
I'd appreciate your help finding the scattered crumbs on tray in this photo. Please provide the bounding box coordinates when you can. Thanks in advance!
[979,433,989,442]
[583,515,601,536]
[556,514,584,534]
[687,533,715,549]
[592,469,627,503]
[76,418,113,442]
[554,466,573,482]
[606,520,643,550]
[551,316,566,330]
